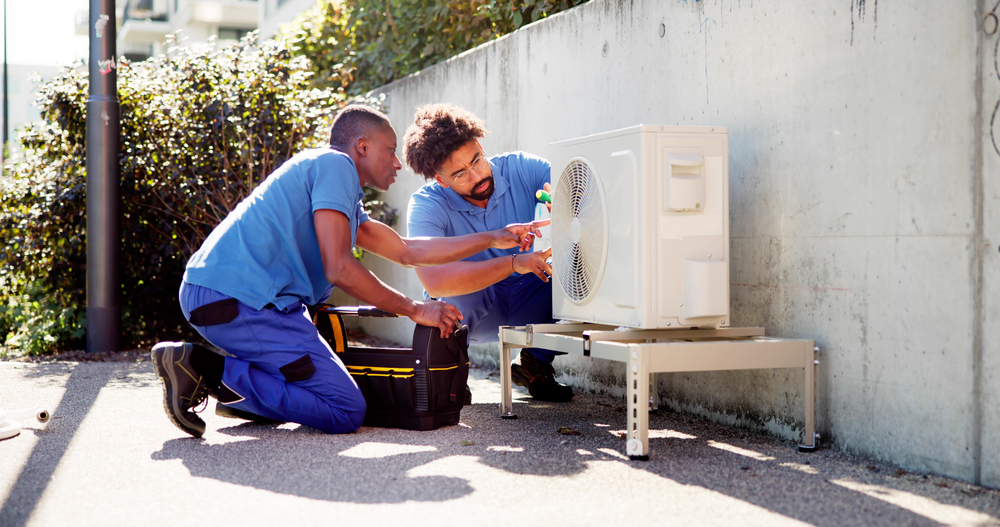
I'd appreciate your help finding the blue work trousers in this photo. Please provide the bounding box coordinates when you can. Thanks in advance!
[179,282,366,434]
[441,273,560,363]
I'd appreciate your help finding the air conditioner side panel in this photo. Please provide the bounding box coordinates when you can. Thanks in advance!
[655,132,730,327]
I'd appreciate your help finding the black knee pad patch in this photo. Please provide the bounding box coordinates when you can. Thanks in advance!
[189,298,239,326]
[280,354,316,382]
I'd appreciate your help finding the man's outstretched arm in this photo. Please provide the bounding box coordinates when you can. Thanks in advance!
[355,216,547,267]
[314,209,462,337]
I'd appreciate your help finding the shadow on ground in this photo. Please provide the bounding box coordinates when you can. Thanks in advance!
[0,363,119,527]
[4,362,998,526]
[147,386,1000,526]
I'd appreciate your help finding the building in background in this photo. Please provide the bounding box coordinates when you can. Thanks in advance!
[257,0,315,40]
[76,0,261,62]
[2,64,59,157]
[73,0,318,63]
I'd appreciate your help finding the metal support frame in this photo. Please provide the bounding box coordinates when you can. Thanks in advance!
[498,324,817,459]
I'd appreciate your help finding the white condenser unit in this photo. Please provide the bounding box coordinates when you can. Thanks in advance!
[549,125,729,329]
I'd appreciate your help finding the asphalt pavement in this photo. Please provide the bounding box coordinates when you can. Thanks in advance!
[1,359,998,527]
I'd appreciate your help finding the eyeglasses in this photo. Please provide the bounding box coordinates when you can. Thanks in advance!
[439,149,489,187]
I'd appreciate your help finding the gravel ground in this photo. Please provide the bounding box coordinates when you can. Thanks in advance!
[1,350,998,526]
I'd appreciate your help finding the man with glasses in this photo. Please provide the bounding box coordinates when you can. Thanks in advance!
[404,103,572,402]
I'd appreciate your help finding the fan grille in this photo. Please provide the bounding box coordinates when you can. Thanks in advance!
[552,158,608,304]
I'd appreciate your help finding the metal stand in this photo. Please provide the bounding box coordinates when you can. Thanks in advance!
[499,324,818,460]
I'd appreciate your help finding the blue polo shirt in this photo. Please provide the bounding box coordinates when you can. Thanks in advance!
[184,148,370,311]
[407,151,550,266]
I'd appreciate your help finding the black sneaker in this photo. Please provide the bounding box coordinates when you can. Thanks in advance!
[152,341,210,438]
[510,350,573,402]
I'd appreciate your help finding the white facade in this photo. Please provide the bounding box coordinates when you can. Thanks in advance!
[80,0,261,61]
[1,65,59,158]
[257,0,316,41]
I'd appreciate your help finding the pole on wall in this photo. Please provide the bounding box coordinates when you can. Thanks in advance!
[86,0,120,353]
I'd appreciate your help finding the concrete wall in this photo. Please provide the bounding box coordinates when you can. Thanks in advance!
[328,0,999,488]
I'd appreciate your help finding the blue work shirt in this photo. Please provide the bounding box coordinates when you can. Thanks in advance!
[407,150,550,271]
[184,147,370,311]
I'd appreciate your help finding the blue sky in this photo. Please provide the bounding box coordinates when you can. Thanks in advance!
[4,0,90,67]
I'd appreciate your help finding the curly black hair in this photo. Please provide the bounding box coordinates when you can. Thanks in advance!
[403,103,488,180]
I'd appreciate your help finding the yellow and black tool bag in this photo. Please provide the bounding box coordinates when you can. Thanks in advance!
[313,304,470,431]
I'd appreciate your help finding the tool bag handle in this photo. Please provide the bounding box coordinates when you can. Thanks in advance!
[317,305,398,318]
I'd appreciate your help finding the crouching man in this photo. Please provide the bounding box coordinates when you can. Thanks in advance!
[403,103,573,402]
[153,105,545,438]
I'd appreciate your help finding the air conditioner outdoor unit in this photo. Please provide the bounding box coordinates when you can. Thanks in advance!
[549,125,730,329]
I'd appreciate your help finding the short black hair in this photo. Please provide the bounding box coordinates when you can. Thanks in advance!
[403,103,488,180]
[329,105,391,148]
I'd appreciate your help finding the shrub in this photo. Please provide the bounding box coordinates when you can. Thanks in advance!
[0,34,367,356]
[281,0,589,95]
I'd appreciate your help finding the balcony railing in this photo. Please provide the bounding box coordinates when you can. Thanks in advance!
[124,0,169,22]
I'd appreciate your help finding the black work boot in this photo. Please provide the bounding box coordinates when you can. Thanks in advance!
[510,350,574,402]
[151,341,211,438]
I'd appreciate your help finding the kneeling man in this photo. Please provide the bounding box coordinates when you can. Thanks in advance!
[153,105,543,437]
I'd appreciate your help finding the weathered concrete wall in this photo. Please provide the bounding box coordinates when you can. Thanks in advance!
[329,0,999,487]
[978,0,1000,490]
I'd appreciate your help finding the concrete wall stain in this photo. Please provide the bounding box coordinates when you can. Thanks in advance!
[991,22,1000,158]
[850,0,878,45]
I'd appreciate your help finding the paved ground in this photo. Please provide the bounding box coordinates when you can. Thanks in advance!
[1,359,998,527]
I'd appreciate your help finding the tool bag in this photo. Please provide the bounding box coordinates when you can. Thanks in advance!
[313,305,470,431]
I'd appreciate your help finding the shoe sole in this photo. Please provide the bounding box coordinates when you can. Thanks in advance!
[152,342,206,438]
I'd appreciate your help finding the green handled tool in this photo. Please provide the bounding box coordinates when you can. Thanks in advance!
[535,189,551,203]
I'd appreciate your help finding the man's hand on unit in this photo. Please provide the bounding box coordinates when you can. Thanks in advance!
[512,247,553,282]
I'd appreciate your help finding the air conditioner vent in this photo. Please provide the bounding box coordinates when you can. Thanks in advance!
[552,158,608,305]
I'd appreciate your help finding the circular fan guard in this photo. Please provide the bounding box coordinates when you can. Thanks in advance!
[552,158,608,305]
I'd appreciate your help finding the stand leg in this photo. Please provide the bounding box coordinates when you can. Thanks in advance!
[500,340,516,419]
[799,341,819,452]
[627,346,650,460]
[649,372,659,411]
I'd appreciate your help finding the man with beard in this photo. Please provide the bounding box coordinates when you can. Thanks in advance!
[404,103,572,402]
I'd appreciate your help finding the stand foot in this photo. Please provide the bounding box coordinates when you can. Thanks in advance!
[628,455,649,461]
[501,414,518,420]
[798,432,821,452]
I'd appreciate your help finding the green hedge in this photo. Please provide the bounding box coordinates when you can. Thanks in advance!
[0,35,356,356]
[282,0,588,94]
